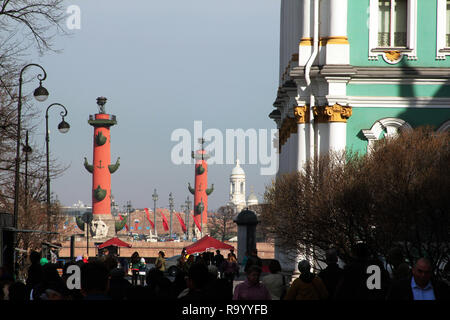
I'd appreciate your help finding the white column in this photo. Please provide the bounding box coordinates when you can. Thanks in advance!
[297,123,307,171]
[293,0,302,60]
[283,142,288,174]
[318,0,330,65]
[317,122,330,156]
[280,0,286,84]
[326,0,349,64]
[329,122,347,153]
[289,133,298,173]
[299,0,312,66]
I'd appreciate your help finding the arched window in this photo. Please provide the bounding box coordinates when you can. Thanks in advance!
[362,117,412,152]
[437,119,450,132]
[240,182,244,194]
[232,182,235,194]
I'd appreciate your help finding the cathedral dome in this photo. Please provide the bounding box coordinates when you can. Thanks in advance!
[231,159,245,176]
[247,189,259,206]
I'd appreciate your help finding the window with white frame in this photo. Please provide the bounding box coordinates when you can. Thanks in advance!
[378,0,407,47]
[437,0,450,59]
[369,0,417,61]
[447,0,450,46]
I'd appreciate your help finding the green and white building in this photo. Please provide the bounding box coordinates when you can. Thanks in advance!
[270,0,450,274]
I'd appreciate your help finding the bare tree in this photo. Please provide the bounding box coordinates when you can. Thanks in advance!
[208,205,237,241]
[261,127,450,278]
[0,1,68,278]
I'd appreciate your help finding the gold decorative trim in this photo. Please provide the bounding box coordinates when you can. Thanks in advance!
[293,106,309,124]
[313,104,352,123]
[319,37,328,46]
[326,36,349,45]
[299,37,313,46]
[300,36,349,46]
[384,50,402,62]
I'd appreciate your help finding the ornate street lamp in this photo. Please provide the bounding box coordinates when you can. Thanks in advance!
[14,64,49,237]
[152,189,158,238]
[126,200,134,236]
[45,103,70,235]
[22,131,32,217]
[168,192,174,239]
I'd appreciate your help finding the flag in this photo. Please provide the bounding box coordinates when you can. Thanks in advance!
[144,208,155,229]
[160,210,169,231]
[119,214,129,231]
[175,212,187,233]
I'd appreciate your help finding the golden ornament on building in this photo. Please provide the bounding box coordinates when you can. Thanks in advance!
[384,50,402,62]
[294,106,309,124]
[313,104,352,123]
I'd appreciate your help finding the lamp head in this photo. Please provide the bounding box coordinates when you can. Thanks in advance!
[33,82,49,102]
[58,118,70,134]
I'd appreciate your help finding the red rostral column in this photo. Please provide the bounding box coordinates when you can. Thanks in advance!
[83,97,120,237]
[188,138,214,235]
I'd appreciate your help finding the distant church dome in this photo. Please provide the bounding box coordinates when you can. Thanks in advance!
[231,159,245,176]
[229,159,246,212]
[247,187,259,206]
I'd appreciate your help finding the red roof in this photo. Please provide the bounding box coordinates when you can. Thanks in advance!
[97,237,132,249]
[185,235,234,255]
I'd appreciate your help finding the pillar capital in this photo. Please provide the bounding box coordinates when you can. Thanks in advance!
[313,104,352,123]
[293,105,310,124]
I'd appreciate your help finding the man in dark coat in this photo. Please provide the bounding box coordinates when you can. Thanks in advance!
[318,249,343,300]
[244,249,262,273]
[387,257,450,300]
[26,251,42,298]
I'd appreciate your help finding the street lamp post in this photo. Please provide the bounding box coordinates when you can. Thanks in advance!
[22,131,32,216]
[168,192,174,239]
[152,189,158,239]
[14,64,49,238]
[185,196,191,241]
[45,103,70,237]
[126,200,133,236]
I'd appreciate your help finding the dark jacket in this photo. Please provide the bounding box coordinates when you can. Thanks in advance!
[334,260,389,300]
[318,264,344,299]
[244,255,262,273]
[386,277,450,300]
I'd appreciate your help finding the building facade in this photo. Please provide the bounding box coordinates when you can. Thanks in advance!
[271,0,450,273]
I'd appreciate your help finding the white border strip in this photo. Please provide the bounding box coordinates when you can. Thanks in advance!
[348,96,450,108]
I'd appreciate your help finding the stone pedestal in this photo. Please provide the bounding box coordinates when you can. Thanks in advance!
[89,214,117,241]
[233,208,259,265]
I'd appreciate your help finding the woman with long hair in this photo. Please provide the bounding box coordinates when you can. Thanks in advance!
[155,251,166,272]
[130,252,141,286]
[222,253,239,284]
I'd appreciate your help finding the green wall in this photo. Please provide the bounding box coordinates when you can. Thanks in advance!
[348,0,450,67]
[346,107,450,153]
[347,84,450,97]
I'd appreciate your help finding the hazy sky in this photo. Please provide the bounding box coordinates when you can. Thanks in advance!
[28,0,280,212]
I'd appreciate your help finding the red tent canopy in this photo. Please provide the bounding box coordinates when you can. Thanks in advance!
[184,235,234,255]
[97,237,132,249]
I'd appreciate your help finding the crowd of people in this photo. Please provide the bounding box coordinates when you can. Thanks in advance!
[0,244,449,301]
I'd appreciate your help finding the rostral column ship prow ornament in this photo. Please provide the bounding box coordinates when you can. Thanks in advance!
[78,97,122,240]
[188,138,214,236]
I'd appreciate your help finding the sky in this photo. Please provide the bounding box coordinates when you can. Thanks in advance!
[28,0,280,212]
